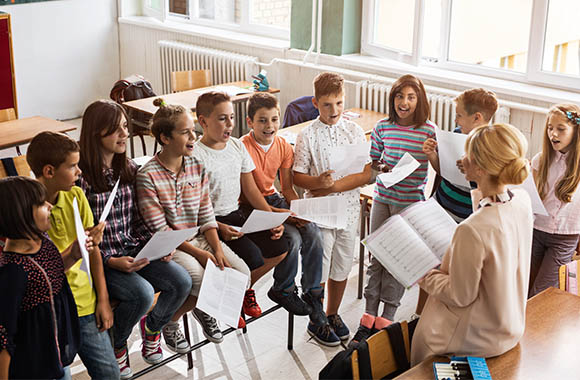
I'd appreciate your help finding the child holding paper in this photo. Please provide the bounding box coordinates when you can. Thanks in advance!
[240,92,327,339]
[352,74,436,345]
[0,177,82,379]
[293,72,371,345]
[26,132,120,379]
[137,98,251,344]
[528,104,580,297]
[78,100,192,377]
[412,123,533,364]
[423,88,498,222]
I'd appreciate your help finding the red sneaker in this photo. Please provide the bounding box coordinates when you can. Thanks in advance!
[242,289,262,317]
[238,316,246,329]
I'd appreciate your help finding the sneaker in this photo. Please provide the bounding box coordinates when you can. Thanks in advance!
[349,313,377,347]
[268,287,312,316]
[302,290,328,327]
[243,289,262,317]
[238,316,246,329]
[139,315,163,365]
[162,321,191,354]
[192,308,224,343]
[307,322,340,347]
[328,314,350,341]
[114,345,132,379]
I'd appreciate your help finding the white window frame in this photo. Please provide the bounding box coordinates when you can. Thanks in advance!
[361,0,580,91]
[160,0,290,40]
[143,0,167,22]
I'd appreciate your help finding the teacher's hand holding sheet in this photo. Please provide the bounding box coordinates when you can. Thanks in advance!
[435,128,470,188]
[376,152,420,189]
[134,227,199,261]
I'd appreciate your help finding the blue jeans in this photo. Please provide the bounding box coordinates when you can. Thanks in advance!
[105,259,192,348]
[77,313,120,379]
[265,194,324,293]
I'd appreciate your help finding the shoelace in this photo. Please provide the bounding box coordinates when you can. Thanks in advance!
[203,314,219,331]
[245,290,258,308]
[330,315,345,329]
[115,348,129,368]
[143,332,161,355]
[306,324,347,349]
[166,325,186,343]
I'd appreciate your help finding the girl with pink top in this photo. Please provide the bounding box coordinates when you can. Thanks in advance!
[529,103,580,297]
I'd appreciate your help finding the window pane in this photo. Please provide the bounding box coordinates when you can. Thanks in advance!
[542,0,580,75]
[250,0,291,29]
[422,0,442,60]
[448,0,532,72]
[197,0,240,23]
[147,0,163,11]
[169,0,189,16]
[374,0,415,54]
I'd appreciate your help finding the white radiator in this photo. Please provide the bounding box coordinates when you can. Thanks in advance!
[355,80,510,131]
[158,40,260,136]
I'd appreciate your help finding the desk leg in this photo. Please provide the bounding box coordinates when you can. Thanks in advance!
[127,108,135,158]
[287,312,294,350]
[358,198,368,300]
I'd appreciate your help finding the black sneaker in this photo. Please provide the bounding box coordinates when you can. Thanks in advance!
[302,290,328,327]
[268,287,312,316]
[328,314,350,341]
[307,321,340,347]
[348,324,378,348]
[192,308,223,344]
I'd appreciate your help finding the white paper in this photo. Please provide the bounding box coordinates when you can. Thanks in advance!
[237,210,290,234]
[508,172,549,216]
[290,196,348,229]
[376,152,420,189]
[132,155,152,167]
[196,85,253,97]
[329,141,371,179]
[435,128,470,188]
[99,179,120,223]
[72,198,92,286]
[134,227,199,261]
[196,260,249,328]
[278,131,297,145]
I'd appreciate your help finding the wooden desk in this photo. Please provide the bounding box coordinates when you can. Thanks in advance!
[0,116,76,151]
[395,287,580,379]
[122,81,280,156]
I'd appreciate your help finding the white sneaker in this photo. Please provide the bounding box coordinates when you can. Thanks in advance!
[162,321,191,354]
[114,345,132,379]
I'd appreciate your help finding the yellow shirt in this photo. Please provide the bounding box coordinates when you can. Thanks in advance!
[48,186,97,317]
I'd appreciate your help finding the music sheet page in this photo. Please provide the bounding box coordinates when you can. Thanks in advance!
[435,128,470,188]
[290,196,348,229]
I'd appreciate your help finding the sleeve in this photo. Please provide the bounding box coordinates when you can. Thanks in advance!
[369,122,384,161]
[418,223,485,308]
[531,152,541,171]
[240,142,256,173]
[292,129,311,174]
[75,187,95,230]
[0,264,26,356]
[280,138,294,169]
[136,169,171,233]
[427,121,437,139]
[197,167,219,233]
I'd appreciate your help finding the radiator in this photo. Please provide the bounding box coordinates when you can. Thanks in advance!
[158,40,260,136]
[355,80,510,132]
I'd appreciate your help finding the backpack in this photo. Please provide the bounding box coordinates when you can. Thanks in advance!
[110,74,156,126]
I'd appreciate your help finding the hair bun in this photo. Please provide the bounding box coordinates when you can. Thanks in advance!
[153,98,166,107]
[499,157,529,185]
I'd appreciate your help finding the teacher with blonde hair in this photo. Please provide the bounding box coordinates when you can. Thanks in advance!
[411,123,533,365]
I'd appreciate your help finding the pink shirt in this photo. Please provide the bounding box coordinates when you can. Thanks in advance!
[532,152,580,235]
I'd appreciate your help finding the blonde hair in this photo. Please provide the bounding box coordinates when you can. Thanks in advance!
[536,103,580,202]
[455,88,499,122]
[465,123,528,186]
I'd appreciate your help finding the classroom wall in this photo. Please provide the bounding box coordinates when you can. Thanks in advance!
[0,0,120,120]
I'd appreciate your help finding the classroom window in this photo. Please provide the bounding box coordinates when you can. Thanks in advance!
[362,0,580,90]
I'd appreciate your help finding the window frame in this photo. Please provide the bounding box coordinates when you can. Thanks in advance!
[361,0,580,91]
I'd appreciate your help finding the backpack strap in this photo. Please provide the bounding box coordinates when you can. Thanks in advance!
[385,323,411,374]
[1,157,18,177]
[356,339,373,379]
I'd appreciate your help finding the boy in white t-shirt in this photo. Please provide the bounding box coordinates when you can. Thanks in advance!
[192,92,312,318]
[293,72,371,345]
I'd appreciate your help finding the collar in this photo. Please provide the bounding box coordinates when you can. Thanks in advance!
[154,154,184,177]
[315,116,344,128]
[478,189,514,209]
[555,150,568,162]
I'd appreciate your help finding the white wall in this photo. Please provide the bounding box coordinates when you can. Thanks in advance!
[0,0,120,120]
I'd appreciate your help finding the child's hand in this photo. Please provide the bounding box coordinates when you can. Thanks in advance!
[214,250,231,270]
[456,159,465,174]
[287,216,309,228]
[88,222,106,246]
[270,224,284,240]
[423,138,438,156]
[317,170,335,189]
[84,234,95,255]
[95,299,114,332]
[311,187,333,197]
[160,250,175,262]
[198,250,218,268]
[377,163,391,173]
[108,256,149,273]
[218,223,244,241]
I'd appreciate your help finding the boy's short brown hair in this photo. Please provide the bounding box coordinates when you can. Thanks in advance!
[455,88,499,122]
[27,131,79,177]
[195,91,231,118]
[247,92,279,120]
[313,72,344,99]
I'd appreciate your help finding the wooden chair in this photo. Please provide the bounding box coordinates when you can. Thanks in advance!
[0,107,16,122]
[351,321,412,379]
[171,70,212,93]
[0,155,32,178]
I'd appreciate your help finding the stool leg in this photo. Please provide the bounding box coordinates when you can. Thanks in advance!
[287,312,294,350]
[182,314,193,370]
[358,198,368,299]
[242,313,247,334]
[139,134,147,156]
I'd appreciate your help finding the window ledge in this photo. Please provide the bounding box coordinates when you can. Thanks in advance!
[118,16,290,52]
[335,54,580,107]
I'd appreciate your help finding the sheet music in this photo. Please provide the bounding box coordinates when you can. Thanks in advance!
[400,198,457,260]
[196,85,253,97]
[508,172,549,216]
[363,215,441,288]
[435,128,470,188]
[278,131,297,145]
[99,179,120,223]
[72,197,92,286]
[238,210,290,234]
[134,227,198,261]
[196,260,249,328]
[132,155,152,167]
[290,196,348,229]
[328,141,371,179]
[376,152,420,189]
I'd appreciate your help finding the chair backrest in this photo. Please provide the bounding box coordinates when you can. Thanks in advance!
[282,96,319,128]
[0,155,32,178]
[0,107,16,122]
[171,70,212,93]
